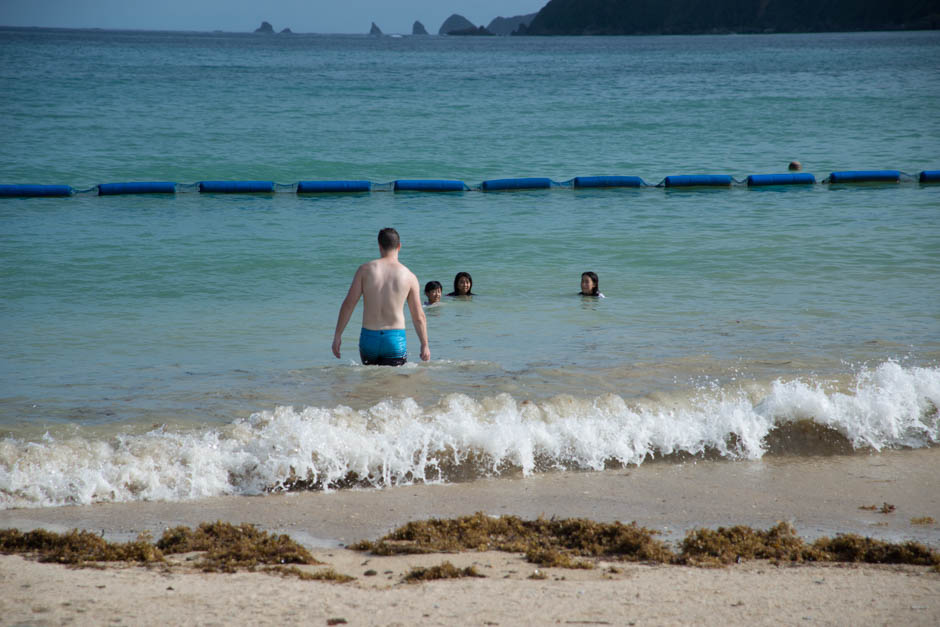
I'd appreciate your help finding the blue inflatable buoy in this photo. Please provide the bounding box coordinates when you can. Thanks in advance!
[392,180,467,192]
[919,170,940,183]
[573,176,646,188]
[481,177,552,191]
[664,175,733,187]
[746,173,816,186]
[198,181,275,193]
[827,170,901,184]
[98,182,177,195]
[297,180,371,193]
[0,184,73,197]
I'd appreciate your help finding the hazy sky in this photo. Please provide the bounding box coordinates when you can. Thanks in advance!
[0,1,549,34]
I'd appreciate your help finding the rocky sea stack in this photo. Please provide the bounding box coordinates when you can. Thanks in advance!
[412,21,429,35]
[254,21,274,34]
[369,22,383,36]
[438,14,475,35]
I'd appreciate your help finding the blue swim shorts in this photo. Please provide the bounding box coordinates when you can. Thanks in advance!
[359,328,407,366]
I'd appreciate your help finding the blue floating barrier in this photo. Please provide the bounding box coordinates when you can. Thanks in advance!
[98,182,177,195]
[393,179,467,192]
[746,173,816,186]
[198,180,275,193]
[297,180,371,193]
[0,184,73,197]
[573,176,646,188]
[664,175,733,187]
[827,170,901,184]
[481,177,552,191]
[919,170,940,183]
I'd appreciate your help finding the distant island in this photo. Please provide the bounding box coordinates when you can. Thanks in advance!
[256,1,938,39]
[518,0,940,35]
[253,22,293,35]
[438,14,476,35]
[487,13,538,36]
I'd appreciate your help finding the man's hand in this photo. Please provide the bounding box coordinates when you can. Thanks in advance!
[332,336,342,359]
[420,344,430,361]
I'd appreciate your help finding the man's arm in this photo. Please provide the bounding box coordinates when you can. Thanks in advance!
[406,274,430,361]
[332,267,364,359]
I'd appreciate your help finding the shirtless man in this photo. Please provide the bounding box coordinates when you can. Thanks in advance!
[332,228,430,365]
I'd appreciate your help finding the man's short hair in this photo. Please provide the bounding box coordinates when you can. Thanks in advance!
[378,228,400,251]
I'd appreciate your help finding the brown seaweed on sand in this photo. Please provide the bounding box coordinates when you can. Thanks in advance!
[0,528,162,566]
[402,561,485,583]
[354,515,940,570]
[265,565,355,582]
[677,522,939,567]
[678,522,827,566]
[348,511,674,565]
[156,521,322,572]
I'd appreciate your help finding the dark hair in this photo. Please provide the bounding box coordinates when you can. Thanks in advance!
[377,227,400,251]
[448,271,473,296]
[581,271,599,296]
[424,280,442,295]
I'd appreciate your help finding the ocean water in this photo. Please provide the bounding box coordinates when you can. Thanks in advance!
[1,28,939,509]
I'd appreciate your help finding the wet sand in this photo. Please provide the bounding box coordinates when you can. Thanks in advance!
[1,448,938,625]
[2,448,938,547]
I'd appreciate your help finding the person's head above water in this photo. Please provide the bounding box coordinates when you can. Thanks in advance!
[377,227,400,254]
[449,272,473,296]
[580,271,599,296]
[424,280,443,304]
[788,160,802,171]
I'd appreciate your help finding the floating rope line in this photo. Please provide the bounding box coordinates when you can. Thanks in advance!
[1,170,937,197]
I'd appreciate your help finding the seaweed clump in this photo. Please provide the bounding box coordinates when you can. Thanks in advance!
[156,521,322,573]
[814,534,938,566]
[678,522,940,568]
[349,511,674,566]
[265,565,355,583]
[353,515,940,571]
[402,561,485,583]
[2,523,336,579]
[679,522,827,566]
[0,528,163,566]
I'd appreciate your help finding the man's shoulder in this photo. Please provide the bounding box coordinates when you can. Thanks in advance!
[357,258,384,274]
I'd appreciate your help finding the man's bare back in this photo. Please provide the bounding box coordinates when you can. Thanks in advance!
[332,229,430,364]
[357,257,413,330]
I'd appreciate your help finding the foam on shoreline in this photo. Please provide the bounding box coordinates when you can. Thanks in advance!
[2,361,938,509]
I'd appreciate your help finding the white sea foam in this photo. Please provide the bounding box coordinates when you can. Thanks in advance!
[1,362,938,509]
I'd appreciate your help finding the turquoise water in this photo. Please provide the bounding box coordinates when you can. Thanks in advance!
[1,28,939,507]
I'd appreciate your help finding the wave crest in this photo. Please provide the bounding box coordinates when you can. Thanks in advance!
[2,362,937,509]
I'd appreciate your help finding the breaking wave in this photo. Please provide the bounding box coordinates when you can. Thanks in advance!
[2,361,938,509]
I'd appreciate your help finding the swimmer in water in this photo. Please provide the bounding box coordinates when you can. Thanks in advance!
[579,271,605,298]
[424,280,443,306]
[448,272,473,298]
[332,228,430,366]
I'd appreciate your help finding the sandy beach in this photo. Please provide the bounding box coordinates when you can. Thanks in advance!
[2,448,938,624]
[2,550,938,626]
